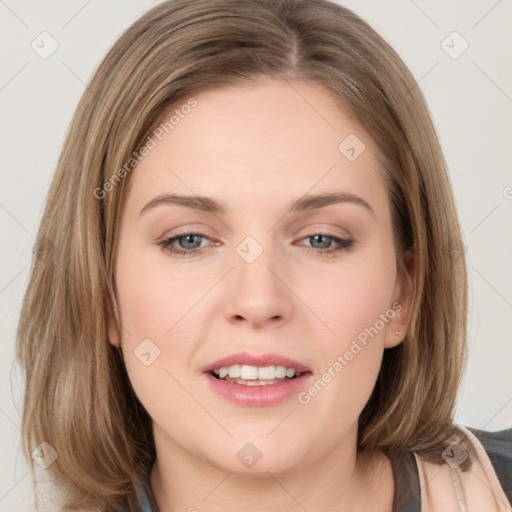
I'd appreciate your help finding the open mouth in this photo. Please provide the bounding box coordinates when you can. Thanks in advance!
[208,365,307,386]
[204,362,313,406]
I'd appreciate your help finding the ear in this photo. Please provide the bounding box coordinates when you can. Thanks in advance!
[108,314,121,348]
[384,248,416,349]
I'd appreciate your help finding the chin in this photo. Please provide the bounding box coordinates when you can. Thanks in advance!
[196,434,309,477]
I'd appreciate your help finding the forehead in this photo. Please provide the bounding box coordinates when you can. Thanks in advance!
[124,78,388,217]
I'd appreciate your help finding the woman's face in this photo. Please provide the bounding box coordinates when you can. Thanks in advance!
[109,78,414,475]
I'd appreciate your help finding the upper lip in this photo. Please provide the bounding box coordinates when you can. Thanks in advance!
[202,352,311,374]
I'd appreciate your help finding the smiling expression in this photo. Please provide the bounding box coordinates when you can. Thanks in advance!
[108,77,413,475]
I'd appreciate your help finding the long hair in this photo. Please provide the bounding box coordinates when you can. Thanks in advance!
[16,0,467,510]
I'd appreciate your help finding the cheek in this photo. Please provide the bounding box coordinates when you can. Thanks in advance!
[116,270,190,340]
[114,264,207,435]
[295,249,397,406]
[113,247,201,400]
[114,241,212,344]
[302,254,397,348]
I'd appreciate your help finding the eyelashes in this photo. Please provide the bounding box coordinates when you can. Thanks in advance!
[158,231,354,258]
[159,233,212,257]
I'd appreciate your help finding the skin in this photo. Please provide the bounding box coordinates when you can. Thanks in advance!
[109,78,415,512]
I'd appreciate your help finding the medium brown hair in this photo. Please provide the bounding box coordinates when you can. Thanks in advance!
[16,0,467,510]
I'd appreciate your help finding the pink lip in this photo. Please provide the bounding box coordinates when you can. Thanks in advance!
[202,351,311,373]
[201,351,313,407]
[203,372,313,407]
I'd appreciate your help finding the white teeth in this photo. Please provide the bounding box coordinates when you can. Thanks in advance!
[257,365,276,379]
[227,377,286,386]
[275,365,287,378]
[285,368,296,378]
[212,363,303,381]
[240,365,258,380]
[228,364,241,378]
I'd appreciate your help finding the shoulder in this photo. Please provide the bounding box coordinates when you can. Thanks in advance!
[466,425,512,504]
[408,424,512,510]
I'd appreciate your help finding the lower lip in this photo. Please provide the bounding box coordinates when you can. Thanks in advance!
[203,372,312,407]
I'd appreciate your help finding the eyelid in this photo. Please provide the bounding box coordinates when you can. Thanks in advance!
[294,223,353,240]
[158,222,353,243]
[158,225,216,241]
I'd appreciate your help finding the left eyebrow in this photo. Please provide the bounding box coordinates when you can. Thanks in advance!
[139,191,374,217]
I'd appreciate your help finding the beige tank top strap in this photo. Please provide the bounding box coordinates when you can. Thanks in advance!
[413,425,512,511]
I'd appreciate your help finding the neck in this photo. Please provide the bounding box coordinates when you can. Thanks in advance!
[149,431,394,512]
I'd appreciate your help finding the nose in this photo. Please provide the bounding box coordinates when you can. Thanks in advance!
[223,243,293,329]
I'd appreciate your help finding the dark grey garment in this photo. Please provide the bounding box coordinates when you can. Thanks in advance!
[132,427,512,512]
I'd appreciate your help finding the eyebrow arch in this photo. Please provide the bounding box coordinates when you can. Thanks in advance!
[139,191,374,217]
[290,192,373,216]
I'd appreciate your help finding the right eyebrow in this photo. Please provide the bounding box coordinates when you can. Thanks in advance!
[140,194,226,216]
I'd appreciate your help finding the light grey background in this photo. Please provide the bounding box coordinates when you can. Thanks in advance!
[1,0,511,510]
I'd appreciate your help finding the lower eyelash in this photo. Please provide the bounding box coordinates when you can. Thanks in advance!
[303,236,354,257]
[158,233,354,257]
